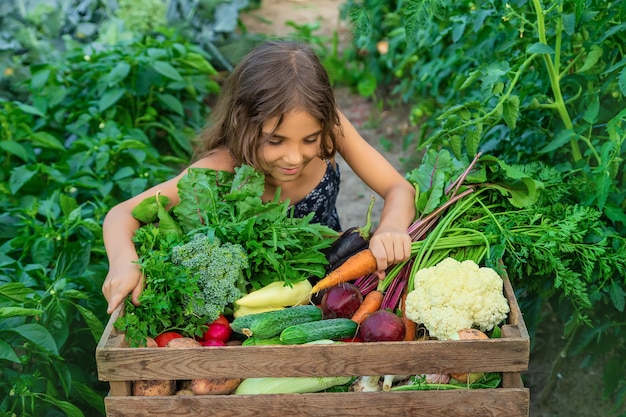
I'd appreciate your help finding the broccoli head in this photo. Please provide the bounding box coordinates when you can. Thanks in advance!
[171,233,248,321]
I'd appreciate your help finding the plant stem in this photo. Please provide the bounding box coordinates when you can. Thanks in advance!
[531,0,582,162]
[538,324,579,403]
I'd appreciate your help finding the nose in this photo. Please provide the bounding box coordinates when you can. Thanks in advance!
[282,143,305,166]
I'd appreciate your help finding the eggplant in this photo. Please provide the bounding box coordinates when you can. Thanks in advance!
[324,196,375,272]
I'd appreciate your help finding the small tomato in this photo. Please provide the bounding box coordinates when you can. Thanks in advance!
[212,314,230,327]
[154,331,184,347]
[202,323,232,342]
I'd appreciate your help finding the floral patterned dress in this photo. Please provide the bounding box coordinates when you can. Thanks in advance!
[290,160,341,231]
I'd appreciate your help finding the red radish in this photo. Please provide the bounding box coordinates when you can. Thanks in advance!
[202,323,232,342]
[358,310,406,342]
[154,331,184,347]
[320,283,363,319]
[201,339,227,346]
[340,336,364,343]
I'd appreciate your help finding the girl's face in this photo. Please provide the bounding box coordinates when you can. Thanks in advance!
[260,110,322,182]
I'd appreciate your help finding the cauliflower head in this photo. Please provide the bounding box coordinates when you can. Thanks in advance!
[405,257,510,340]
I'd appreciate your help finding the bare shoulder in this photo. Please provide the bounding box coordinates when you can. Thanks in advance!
[189,147,237,172]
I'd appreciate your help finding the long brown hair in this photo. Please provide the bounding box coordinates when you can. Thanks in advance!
[192,41,341,168]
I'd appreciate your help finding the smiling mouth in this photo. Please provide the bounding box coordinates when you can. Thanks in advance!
[279,166,301,175]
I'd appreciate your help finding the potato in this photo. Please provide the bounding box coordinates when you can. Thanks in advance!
[132,379,176,396]
[455,328,489,340]
[166,337,201,348]
[176,389,195,396]
[129,336,173,396]
[144,336,158,348]
[191,378,242,395]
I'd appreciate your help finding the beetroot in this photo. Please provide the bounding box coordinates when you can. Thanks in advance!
[358,310,406,342]
[320,283,363,319]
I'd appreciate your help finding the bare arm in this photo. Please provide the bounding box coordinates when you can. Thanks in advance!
[101,175,182,314]
[336,111,416,276]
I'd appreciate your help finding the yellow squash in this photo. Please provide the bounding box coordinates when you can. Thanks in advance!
[235,280,312,308]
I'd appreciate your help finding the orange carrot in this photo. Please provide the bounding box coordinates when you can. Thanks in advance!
[401,292,417,341]
[310,249,378,294]
[350,290,383,324]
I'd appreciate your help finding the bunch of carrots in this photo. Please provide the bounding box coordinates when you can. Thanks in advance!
[310,154,491,341]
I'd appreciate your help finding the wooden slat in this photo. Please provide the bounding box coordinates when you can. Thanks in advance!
[502,277,529,339]
[104,389,530,417]
[97,338,529,381]
[501,324,521,338]
[109,381,132,397]
[501,372,524,389]
[97,303,124,350]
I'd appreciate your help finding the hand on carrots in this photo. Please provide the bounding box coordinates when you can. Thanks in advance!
[309,227,411,294]
[368,226,412,279]
[102,261,144,314]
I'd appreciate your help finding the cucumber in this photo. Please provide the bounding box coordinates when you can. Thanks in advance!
[280,318,358,344]
[242,335,284,346]
[230,304,323,339]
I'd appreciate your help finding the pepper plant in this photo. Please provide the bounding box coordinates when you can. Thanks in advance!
[0,28,219,416]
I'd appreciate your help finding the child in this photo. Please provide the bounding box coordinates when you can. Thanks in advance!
[102,41,416,314]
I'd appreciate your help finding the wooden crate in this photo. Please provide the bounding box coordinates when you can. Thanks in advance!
[96,278,530,417]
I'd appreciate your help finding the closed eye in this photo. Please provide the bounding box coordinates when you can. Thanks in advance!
[304,135,321,144]
[263,131,322,145]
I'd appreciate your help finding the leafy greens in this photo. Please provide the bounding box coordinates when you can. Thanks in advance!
[115,165,338,345]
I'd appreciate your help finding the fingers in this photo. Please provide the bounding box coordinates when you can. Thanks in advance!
[102,268,144,314]
[102,280,114,312]
[103,279,125,314]
[131,274,144,306]
[107,296,122,315]
[369,228,412,274]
